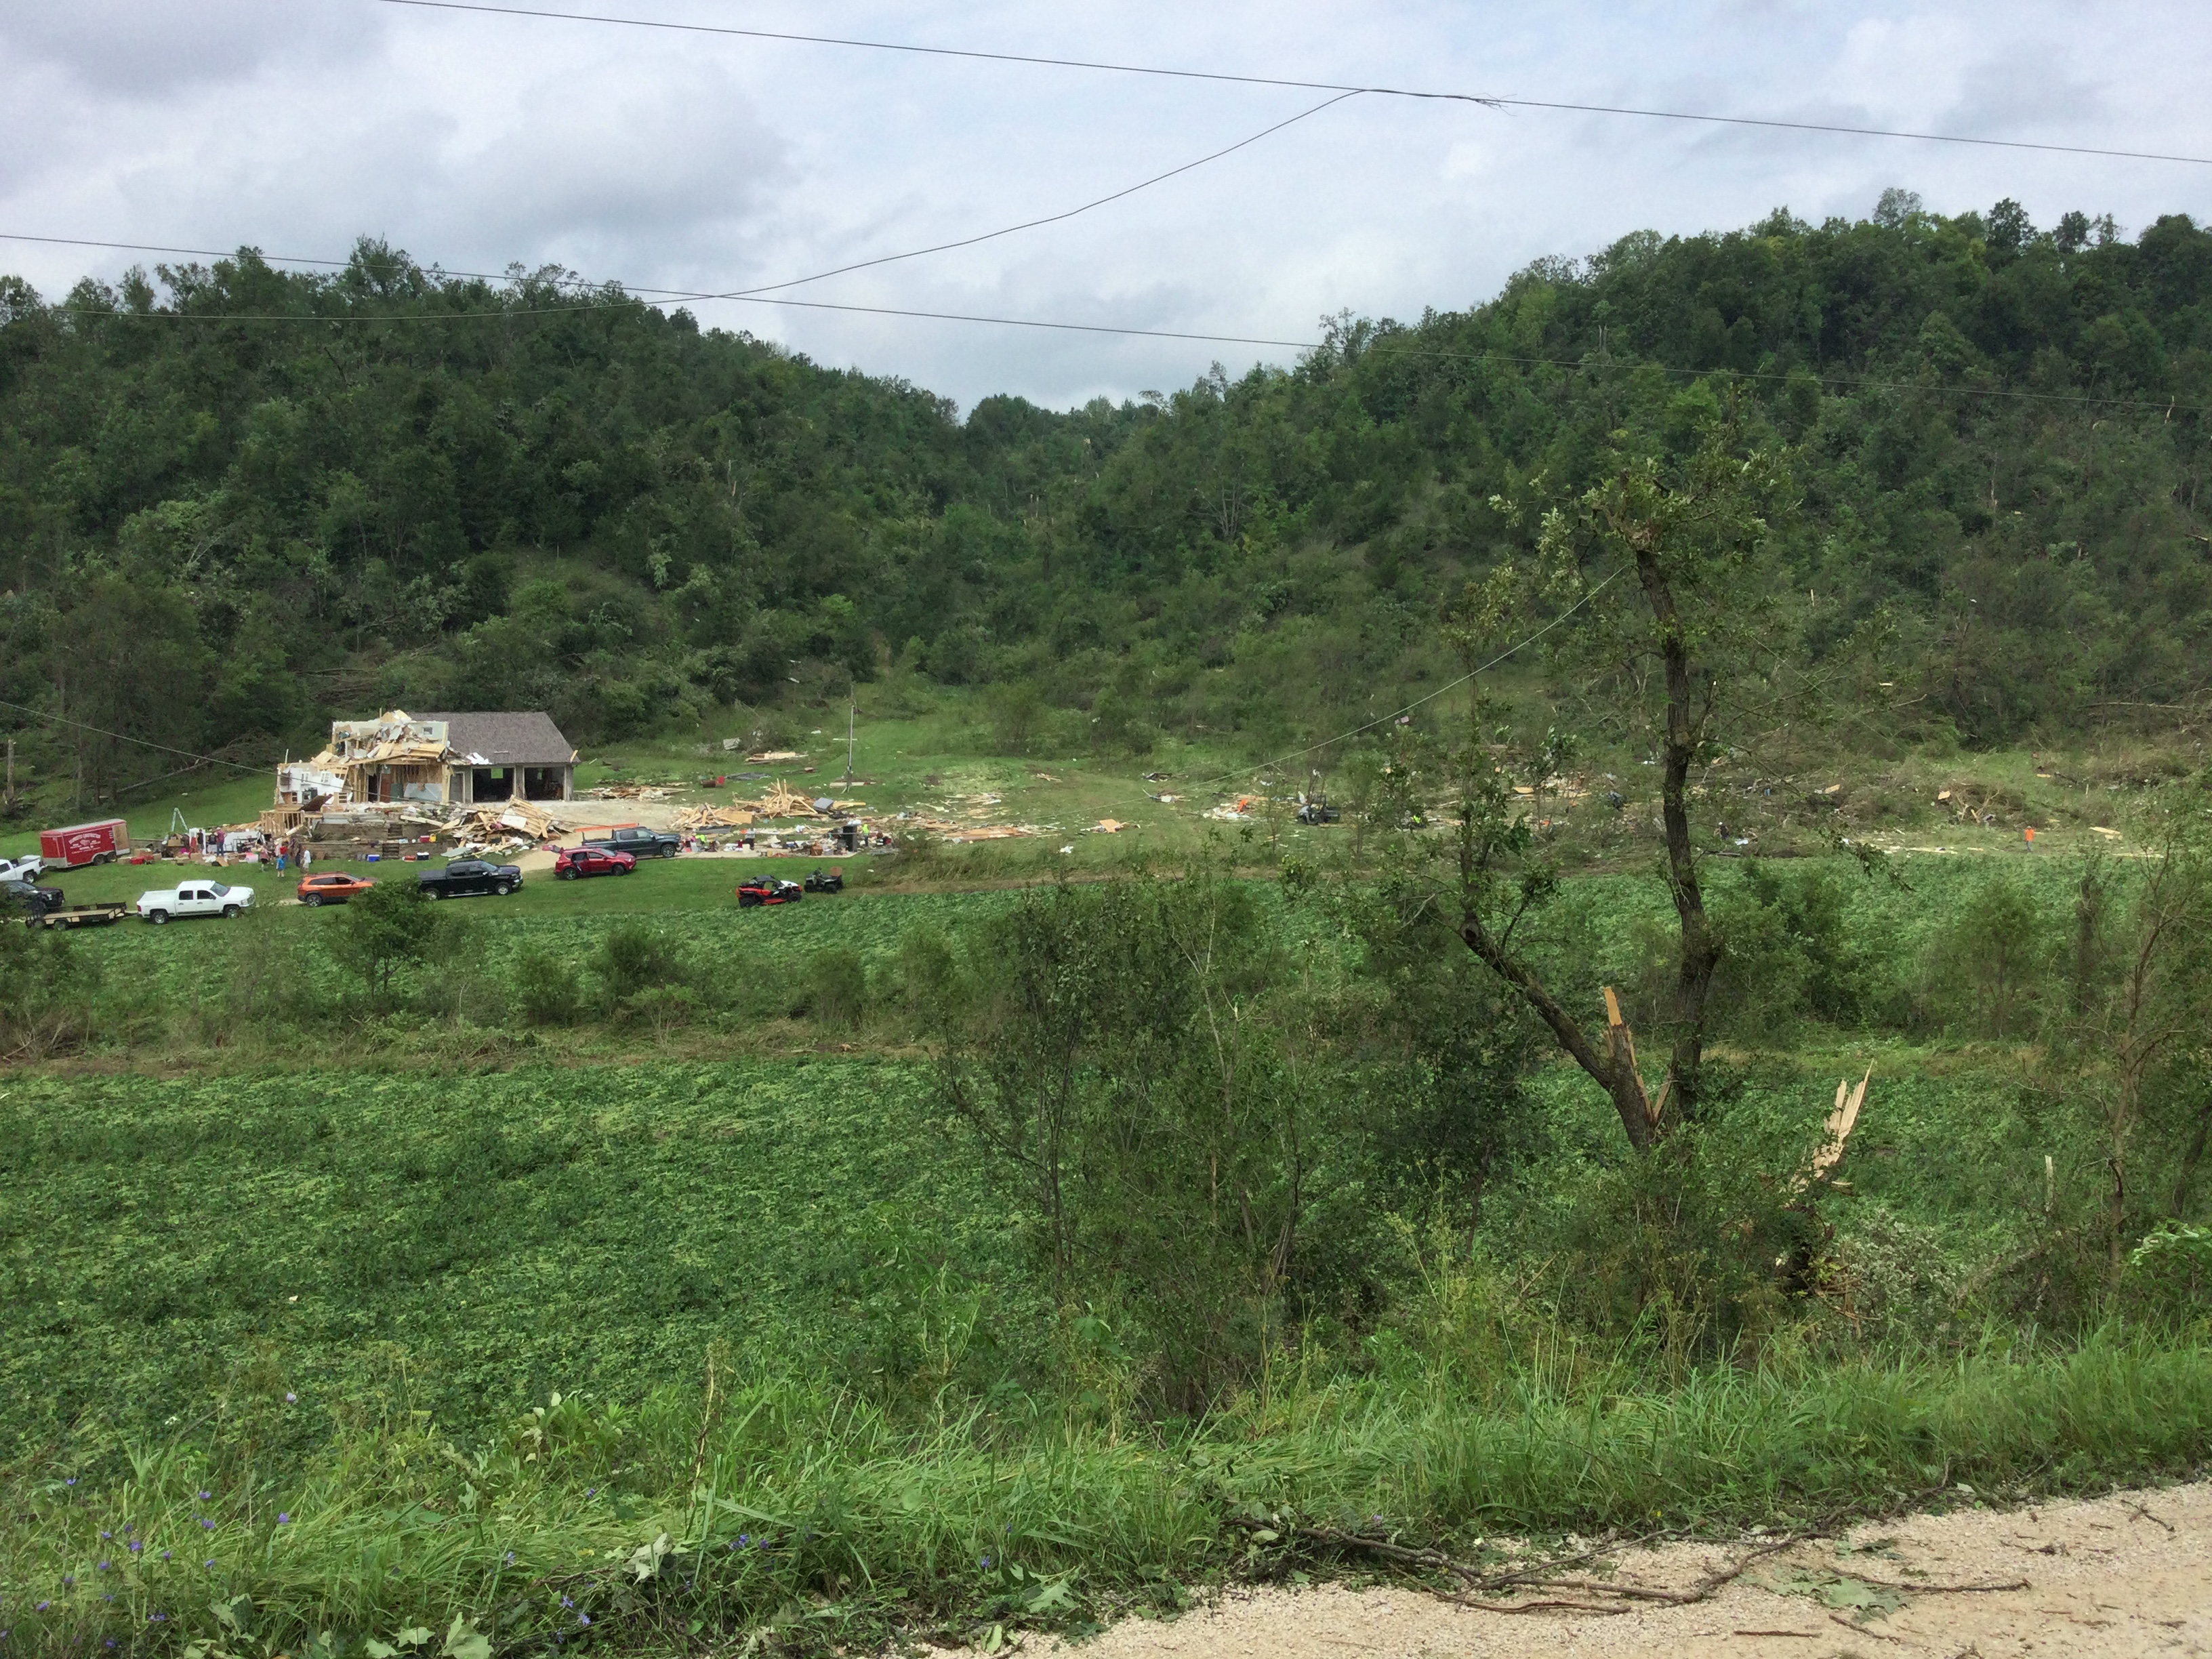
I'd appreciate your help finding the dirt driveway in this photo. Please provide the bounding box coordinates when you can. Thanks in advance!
[1057,1480,2210,1658]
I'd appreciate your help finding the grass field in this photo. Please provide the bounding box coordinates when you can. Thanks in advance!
[0,1059,1029,1461]
[2,1034,2207,1656]
[5,746,2211,1655]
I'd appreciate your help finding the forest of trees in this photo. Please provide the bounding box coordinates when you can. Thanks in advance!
[1,188,2208,803]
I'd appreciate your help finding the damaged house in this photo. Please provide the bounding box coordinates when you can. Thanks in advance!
[276,711,577,813]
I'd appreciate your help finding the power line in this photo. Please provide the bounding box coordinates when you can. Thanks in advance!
[721,91,1359,299]
[0,89,1359,317]
[362,0,2212,167]
[0,698,266,774]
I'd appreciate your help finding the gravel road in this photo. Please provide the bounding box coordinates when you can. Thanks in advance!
[1054,1480,2210,1658]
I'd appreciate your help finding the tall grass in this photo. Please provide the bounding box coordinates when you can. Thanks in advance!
[6,1331,2206,1656]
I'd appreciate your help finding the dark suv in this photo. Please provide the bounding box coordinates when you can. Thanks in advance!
[1,878,64,916]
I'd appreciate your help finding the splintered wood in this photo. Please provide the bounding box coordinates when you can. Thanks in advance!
[1800,1069,1870,1189]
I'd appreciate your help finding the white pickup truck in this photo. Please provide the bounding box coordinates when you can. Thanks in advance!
[136,880,255,924]
[0,855,43,883]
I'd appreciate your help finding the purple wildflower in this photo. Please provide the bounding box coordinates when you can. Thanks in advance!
[129,1542,142,1555]
[100,1532,110,1541]
[161,1553,171,1561]
[201,1520,213,1530]
[577,1614,590,1627]
[197,1492,210,1501]
[35,1605,47,1614]
[96,1563,110,1573]
[64,1479,76,1488]
[276,1513,290,1525]
[285,1393,296,1404]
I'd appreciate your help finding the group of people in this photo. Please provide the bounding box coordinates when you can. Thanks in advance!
[178,827,314,872]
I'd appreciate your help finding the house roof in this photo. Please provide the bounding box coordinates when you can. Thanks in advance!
[412,712,577,767]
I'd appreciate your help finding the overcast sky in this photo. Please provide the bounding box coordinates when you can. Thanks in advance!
[3,1,2209,412]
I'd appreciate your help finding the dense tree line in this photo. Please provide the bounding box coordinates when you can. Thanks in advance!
[1,189,2208,804]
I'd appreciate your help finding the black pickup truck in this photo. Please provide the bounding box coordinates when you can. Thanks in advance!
[418,859,523,899]
[581,826,683,859]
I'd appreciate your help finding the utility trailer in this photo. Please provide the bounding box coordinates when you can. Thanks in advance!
[26,902,129,930]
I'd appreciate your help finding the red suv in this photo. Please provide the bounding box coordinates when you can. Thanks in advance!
[555,846,636,880]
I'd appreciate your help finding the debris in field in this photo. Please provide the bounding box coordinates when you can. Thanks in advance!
[2092,825,2123,838]
[581,783,672,801]
[1085,819,1126,834]
[756,781,819,817]
[748,750,806,762]
[674,804,756,832]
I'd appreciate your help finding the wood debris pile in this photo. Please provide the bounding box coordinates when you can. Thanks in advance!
[675,804,756,832]
[581,782,673,801]
[757,780,819,817]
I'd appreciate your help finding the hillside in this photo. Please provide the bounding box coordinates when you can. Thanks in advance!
[2,192,2209,811]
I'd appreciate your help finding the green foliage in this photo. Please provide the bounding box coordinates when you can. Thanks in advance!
[593,922,691,1004]
[7,204,2212,814]
[1928,872,2053,1037]
[0,919,100,1058]
[1707,861,1871,1033]
[943,875,1358,1406]
[799,947,867,1027]
[512,945,583,1027]
[327,876,441,1001]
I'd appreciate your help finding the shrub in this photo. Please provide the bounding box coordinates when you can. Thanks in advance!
[800,947,867,1027]
[514,947,583,1027]
[594,923,691,1005]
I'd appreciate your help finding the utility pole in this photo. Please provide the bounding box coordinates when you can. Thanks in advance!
[3,737,14,813]
[844,699,856,785]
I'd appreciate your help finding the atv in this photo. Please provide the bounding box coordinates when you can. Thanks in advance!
[803,868,844,893]
[736,877,804,908]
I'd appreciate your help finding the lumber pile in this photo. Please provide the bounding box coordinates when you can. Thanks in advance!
[675,804,756,832]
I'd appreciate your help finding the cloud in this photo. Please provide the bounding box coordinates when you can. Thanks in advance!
[1942,41,2108,138]
[0,0,382,98]
[0,0,2206,409]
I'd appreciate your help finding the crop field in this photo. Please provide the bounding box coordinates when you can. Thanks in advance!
[0,1057,1026,1462]
[4,842,2210,1656]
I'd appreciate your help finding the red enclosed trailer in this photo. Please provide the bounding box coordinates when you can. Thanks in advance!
[39,817,128,867]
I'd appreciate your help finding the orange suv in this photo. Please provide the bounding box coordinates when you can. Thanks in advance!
[298,872,375,907]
